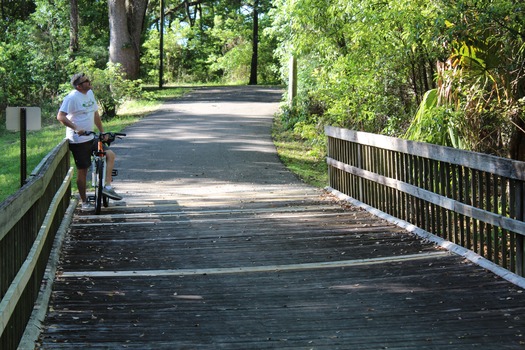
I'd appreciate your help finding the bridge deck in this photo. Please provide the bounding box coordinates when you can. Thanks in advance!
[36,187,525,349]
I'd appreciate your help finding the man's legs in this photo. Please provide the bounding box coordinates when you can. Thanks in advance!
[69,141,92,207]
[102,149,122,200]
[105,149,115,186]
[77,167,88,203]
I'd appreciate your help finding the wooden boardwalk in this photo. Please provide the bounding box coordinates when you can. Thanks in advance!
[35,87,525,349]
[36,187,525,349]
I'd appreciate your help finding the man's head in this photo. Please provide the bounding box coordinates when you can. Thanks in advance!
[71,73,90,88]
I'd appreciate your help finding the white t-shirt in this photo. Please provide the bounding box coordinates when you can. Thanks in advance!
[60,89,99,144]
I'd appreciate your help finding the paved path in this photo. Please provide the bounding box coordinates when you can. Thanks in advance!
[36,86,525,349]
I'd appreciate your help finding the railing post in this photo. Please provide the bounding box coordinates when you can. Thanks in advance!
[357,143,363,202]
[515,182,525,276]
[326,136,332,189]
[20,107,27,187]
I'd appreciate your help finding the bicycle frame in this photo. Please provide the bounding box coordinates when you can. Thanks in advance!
[91,137,107,214]
[84,131,126,214]
[91,139,107,189]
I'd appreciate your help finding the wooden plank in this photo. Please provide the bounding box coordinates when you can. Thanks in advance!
[60,252,448,278]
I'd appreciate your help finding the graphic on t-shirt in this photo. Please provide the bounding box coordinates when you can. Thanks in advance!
[82,100,95,108]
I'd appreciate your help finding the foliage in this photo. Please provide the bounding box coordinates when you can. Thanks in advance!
[0,0,110,127]
[73,0,110,66]
[62,59,146,118]
[0,0,279,125]
[208,14,252,84]
[405,0,525,157]
[404,89,465,148]
[268,0,445,142]
[142,0,279,85]
[268,0,524,159]
[0,0,70,120]
[1,0,522,167]
[141,18,223,83]
[142,24,188,83]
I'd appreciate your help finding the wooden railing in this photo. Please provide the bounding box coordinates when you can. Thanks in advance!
[326,126,525,276]
[0,140,73,350]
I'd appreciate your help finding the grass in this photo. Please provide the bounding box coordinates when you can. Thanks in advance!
[0,85,327,203]
[272,117,328,188]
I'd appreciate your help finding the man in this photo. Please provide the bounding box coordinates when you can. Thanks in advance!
[57,73,122,211]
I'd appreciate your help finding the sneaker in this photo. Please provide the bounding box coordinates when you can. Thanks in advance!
[103,186,123,200]
[81,202,94,212]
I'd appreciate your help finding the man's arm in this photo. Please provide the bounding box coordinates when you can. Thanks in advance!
[57,111,83,134]
[94,111,104,133]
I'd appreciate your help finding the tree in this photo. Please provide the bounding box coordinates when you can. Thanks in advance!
[70,0,79,54]
[248,0,259,85]
[108,0,149,79]
[142,0,278,85]
[0,0,35,32]
[268,0,444,136]
[268,0,524,160]
[0,0,71,116]
[405,0,525,158]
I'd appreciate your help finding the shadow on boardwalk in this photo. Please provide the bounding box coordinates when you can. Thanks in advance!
[36,86,525,349]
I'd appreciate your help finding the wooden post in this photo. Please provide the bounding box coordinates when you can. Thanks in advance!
[357,143,363,202]
[288,56,297,107]
[515,182,525,276]
[159,0,164,89]
[20,107,27,187]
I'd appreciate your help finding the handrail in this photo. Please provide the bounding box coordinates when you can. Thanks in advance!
[0,140,72,350]
[326,126,525,276]
[0,142,68,241]
[0,167,73,336]
[326,126,525,180]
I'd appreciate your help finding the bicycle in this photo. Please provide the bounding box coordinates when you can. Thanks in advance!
[84,131,126,214]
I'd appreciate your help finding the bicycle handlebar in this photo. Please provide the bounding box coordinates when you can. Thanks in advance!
[83,131,127,137]
[81,131,127,145]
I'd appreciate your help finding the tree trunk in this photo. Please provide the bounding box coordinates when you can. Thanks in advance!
[248,0,258,85]
[108,0,148,80]
[509,115,525,161]
[69,0,79,54]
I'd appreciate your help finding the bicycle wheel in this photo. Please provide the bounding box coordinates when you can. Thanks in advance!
[94,158,104,214]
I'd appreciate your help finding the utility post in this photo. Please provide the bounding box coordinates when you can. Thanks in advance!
[288,0,297,108]
[288,56,297,107]
[159,0,165,89]
[6,107,42,187]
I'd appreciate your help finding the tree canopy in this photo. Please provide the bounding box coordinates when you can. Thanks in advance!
[0,0,523,159]
[268,0,524,158]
